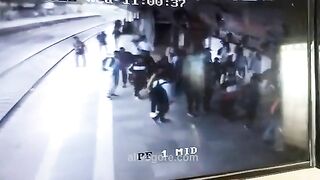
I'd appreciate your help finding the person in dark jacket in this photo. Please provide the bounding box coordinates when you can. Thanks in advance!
[129,56,148,99]
[118,47,134,88]
[203,62,216,112]
[73,36,86,67]
[96,31,107,52]
[212,57,222,85]
[113,20,122,49]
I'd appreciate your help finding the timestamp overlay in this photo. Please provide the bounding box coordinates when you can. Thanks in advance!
[128,147,199,164]
[75,0,187,8]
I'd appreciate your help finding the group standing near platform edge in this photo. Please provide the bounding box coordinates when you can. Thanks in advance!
[72,18,284,151]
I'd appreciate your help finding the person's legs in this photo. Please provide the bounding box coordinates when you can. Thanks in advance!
[158,103,169,121]
[203,87,213,112]
[108,75,116,98]
[134,84,139,97]
[149,93,158,119]
[111,73,119,96]
[121,67,128,87]
[263,118,277,141]
[150,93,157,112]
[115,37,119,49]
[75,54,79,67]
[194,92,201,114]
[134,79,143,97]
[82,54,87,67]
[185,89,195,116]
[274,120,284,151]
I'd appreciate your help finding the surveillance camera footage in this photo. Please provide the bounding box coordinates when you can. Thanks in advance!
[0,0,311,179]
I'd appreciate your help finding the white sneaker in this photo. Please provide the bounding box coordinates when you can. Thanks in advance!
[187,113,195,118]
[149,112,158,119]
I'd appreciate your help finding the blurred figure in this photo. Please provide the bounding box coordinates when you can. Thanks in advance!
[165,46,175,64]
[73,36,86,67]
[96,31,107,52]
[221,54,235,77]
[235,49,248,78]
[129,56,148,99]
[220,55,238,119]
[113,20,122,49]
[249,52,262,74]
[225,32,234,43]
[203,51,215,112]
[261,69,284,151]
[182,51,205,117]
[217,41,231,63]
[172,49,185,96]
[106,51,121,99]
[212,57,222,86]
[263,93,284,151]
[242,74,261,127]
[118,47,134,88]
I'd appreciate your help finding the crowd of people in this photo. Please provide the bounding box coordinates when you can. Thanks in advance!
[72,19,283,151]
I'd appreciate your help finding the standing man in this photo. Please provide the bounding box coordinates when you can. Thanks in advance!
[113,20,122,49]
[106,51,121,99]
[96,31,107,52]
[118,47,134,88]
[73,36,86,67]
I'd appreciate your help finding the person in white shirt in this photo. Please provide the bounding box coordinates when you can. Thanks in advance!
[137,35,153,53]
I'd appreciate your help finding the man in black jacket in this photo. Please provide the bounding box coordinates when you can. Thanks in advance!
[129,56,148,99]
[118,47,134,88]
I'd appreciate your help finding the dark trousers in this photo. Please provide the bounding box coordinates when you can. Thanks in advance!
[150,91,157,112]
[203,87,213,111]
[185,89,201,113]
[157,103,169,119]
[121,67,128,85]
[134,79,146,97]
[238,67,246,78]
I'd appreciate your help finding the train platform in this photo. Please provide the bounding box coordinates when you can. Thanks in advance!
[0,26,306,180]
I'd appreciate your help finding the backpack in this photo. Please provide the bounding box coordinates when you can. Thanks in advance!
[151,80,169,104]
[75,41,84,54]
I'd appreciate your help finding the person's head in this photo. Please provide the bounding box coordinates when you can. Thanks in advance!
[73,36,79,41]
[137,56,144,63]
[140,35,146,41]
[250,73,261,84]
[227,54,234,61]
[114,51,119,58]
[119,47,125,52]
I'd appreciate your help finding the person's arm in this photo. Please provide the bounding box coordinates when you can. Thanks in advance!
[128,64,134,73]
[270,98,281,115]
[220,74,225,84]
[235,70,243,79]
[147,73,156,90]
